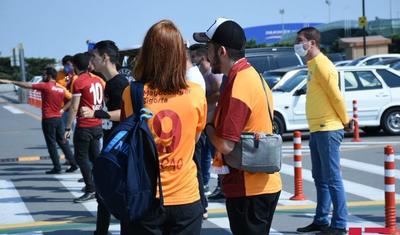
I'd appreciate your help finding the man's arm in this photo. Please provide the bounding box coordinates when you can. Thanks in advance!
[62,101,72,113]
[108,110,121,121]
[80,108,121,121]
[205,124,235,155]
[207,75,222,104]
[64,96,80,140]
[317,67,350,125]
[0,79,32,89]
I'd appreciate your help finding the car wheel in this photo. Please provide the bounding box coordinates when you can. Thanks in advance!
[360,126,381,134]
[273,114,285,135]
[382,108,400,135]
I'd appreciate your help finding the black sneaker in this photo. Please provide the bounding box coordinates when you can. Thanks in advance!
[65,165,78,173]
[297,223,330,233]
[73,192,95,203]
[208,186,225,200]
[317,227,347,235]
[45,169,61,174]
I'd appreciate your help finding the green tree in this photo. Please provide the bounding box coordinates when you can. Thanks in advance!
[245,39,267,48]
[0,57,56,81]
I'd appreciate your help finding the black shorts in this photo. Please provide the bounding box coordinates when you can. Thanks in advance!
[226,191,281,235]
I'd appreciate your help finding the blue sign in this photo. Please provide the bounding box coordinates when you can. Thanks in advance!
[244,23,322,44]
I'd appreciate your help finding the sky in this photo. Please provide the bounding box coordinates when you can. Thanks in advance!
[0,0,399,60]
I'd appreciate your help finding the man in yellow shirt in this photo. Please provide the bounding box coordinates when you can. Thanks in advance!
[295,27,352,235]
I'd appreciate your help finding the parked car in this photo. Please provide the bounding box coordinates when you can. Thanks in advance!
[373,58,400,71]
[347,54,400,66]
[245,47,304,75]
[334,60,352,67]
[262,66,306,88]
[272,65,400,135]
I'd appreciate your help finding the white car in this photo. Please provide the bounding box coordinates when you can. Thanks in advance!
[272,66,400,135]
[347,54,400,66]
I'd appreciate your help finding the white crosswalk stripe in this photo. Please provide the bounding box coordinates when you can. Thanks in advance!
[0,180,34,225]
[3,105,23,114]
[280,163,400,201]
[340,158,400,179]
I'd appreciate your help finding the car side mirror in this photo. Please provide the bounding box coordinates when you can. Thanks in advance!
[293,88,306,96]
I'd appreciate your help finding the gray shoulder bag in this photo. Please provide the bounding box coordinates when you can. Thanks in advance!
[224,75,282,173]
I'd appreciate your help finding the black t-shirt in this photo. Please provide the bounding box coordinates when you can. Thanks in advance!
[103,74,129,136]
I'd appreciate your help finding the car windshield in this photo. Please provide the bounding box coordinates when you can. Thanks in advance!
[273,70,308,92]
[347,56,368,66]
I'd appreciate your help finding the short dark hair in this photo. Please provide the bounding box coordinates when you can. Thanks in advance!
[297,27,321,48]
[61,55,73,65]
[44,66,57,79]
[213,42,244,62]
[189,43,206,51]
[93,40,120,64]
[72,52,90,71]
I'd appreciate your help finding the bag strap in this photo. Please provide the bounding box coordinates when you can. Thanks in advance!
[258,74,275,131]
[130,81,144,116]
[129,81,164,205]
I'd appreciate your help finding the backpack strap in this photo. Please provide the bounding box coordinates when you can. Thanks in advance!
[129,81,164,206]
[130,81,144,116]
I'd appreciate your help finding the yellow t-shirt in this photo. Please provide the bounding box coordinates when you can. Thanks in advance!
[121,81,207,206]
[306,53,349,132]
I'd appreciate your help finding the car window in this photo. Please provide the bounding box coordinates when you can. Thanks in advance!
[365,58,379,65]
[348,56,367,66]
[273,70,308,92]
[344,71,382,91]
[358,71,382,88]
[247,56,270,74]
[344,72,359,90]
[377,69,400,87]
[274,54,302,68]
[392,62,400,71]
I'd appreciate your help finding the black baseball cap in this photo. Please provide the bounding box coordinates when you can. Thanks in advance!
[193,18,246,50]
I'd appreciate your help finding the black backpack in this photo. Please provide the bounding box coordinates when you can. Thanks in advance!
[93,81,163,221]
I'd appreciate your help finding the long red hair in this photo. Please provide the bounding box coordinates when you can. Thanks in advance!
[134,19,188,93]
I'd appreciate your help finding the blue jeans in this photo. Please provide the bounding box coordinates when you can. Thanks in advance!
[201,133,214,186]
[309,129,347,229]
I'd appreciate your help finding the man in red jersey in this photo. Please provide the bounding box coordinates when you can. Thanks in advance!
[0,67,78,174]
[64,52,105,203]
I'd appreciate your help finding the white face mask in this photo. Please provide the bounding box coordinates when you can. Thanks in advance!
[294,42,309,57]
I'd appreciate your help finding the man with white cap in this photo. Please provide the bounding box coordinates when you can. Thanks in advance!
[194,18,282,234]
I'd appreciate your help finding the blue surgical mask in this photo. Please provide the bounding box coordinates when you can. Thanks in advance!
[63,65,73,74]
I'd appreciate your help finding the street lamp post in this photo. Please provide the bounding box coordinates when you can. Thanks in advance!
[362,0,366,55]
[325,0,331,23]
[279,8,285,36]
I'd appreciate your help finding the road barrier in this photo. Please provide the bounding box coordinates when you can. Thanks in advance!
[351,145,400,235]
[28,90,41,108]
[290,131,306,200]
[352,100,361,142]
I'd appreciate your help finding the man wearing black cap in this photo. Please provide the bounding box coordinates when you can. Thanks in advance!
[194,18,282,234]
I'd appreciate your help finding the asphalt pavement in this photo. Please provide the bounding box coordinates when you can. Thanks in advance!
[0,90,399,234]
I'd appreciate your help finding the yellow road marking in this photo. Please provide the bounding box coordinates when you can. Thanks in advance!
[207,200,400,214]
[0,217,94,230]
[17,156,41,162]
